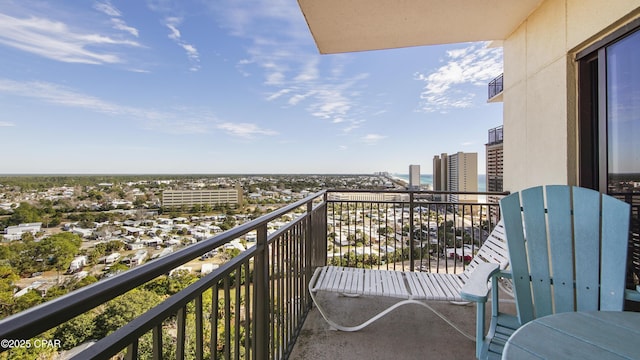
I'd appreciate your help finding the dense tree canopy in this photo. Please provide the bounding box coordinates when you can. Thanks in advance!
[93,289,162,339]
[3,232,82,277]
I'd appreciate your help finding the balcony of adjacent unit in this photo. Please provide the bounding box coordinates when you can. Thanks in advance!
[0,189,518,360]
[488,74,504,102]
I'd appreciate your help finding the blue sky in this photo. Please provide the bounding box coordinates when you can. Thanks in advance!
[0,0,503,175]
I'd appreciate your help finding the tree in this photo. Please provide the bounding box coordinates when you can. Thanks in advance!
[39,233,82,279]
[105,240,124,252]
[106,262,129,275]
[6,239,41,276]
[143,271,198,297]
[0,265,19,318]
[13,290,44,313]
[72,275,98,290]
[7,202,42,226]
[53,312,97,350]
[93,289,162,338]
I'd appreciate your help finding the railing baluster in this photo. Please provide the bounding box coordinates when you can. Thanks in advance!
[176,306,186,360]
[212,281,219,360]
[224,277,231,360]
[243,262,251,360]
[153,324,163,360]
[409,191,415,271]
[254,224,268,360]
[195,294,203,360]
[126,339,138,360]
[234,272,241,360]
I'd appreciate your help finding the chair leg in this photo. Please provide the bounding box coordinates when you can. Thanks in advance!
[309,286,419,331]
[309,288,475,339]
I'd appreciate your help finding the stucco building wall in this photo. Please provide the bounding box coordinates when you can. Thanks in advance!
[503,0,640,191]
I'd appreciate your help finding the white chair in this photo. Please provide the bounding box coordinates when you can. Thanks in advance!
[309,221,509,333]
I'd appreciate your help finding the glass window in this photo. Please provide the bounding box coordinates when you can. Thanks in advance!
[607,30,640,194]
[579,26,640,291]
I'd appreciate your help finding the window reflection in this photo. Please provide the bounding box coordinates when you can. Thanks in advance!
[607,30,640,193]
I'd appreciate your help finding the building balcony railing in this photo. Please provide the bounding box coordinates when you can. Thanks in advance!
[0,189,508,360]
[488,73,504,102]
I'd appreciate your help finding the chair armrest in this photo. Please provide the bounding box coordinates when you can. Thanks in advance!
[460,262,500,303]
[625,287,640,302]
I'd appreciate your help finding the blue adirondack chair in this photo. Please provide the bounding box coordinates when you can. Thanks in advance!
[461,185,634,360]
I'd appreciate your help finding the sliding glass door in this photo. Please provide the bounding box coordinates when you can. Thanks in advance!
[606,30,640,194]
[578,24,640,290]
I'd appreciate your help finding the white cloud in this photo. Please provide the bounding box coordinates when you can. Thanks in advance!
[0,78,219,135]
[164,17,200,71]
[288,92,312,106]
[209,1,372,136]
[265,71,285,86]
[361,134,387,144]
[0,78,126,114]
[217,122,278,138]
[0,13,140,64]
[341,119,364,133]
[415,42,503,113]
[0,121,15,127]
[265,88,291,101]
[294,57,319,82]
[93,1,121,17]
[93,1,139,37]
[165,17,181,40]
[111,18,139,37]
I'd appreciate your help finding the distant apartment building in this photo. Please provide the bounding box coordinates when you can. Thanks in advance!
[448,152,478,203]
[434,152,478,203]
[409,164,420,190]
[433,153,448,193]
[486,126,504,192]
[327,192,409,202]
[486,126,504,219]
[162,185,242,208]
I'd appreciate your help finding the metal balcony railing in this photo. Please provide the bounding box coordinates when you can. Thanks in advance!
[325,189,507,273]
[488,73,504,100]
[0,189,508,360]
[0,192,328,360]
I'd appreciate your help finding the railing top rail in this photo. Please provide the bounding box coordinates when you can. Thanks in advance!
[326,189,510,196]
[0,190,327,342]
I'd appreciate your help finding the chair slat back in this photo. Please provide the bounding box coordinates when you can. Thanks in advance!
[500,185,630,325]
[572,186,602,311]
[459,220,509,284]
[545,186,575,313]
[600,193,632,310]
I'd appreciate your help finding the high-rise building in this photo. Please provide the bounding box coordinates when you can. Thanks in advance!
[486,126,504,221]
[409,164,420,190]
[486,126,504,193]
[434,152,478,202]
[433,153,448,192]
[448,152,478,203]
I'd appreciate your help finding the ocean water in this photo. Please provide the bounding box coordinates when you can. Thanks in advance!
[394,174,487,192]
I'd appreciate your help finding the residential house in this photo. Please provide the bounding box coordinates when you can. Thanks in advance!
[129,250,148,267]
[4,222,42,240]
[68,256,87,273]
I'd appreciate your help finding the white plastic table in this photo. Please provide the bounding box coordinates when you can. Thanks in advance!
[502,311,640,359]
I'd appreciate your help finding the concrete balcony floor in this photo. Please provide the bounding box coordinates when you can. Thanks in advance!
[291,291,516,360]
